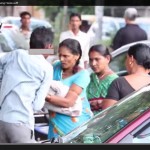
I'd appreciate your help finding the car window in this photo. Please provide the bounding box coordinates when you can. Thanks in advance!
[67,91,150,144]
[103,21,117,33]
[31,20,52,31]
[109,52,127,73]
[138,23,150,33]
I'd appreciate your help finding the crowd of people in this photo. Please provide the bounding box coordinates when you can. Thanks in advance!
[0,8,150,143]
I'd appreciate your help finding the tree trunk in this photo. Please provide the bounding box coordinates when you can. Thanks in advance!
[95,6,104,44]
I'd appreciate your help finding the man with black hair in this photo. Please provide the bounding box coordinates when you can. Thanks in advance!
[111,8,147,50]
[59,12,90,69]
[0,27,54,143]
[20,11,32,43]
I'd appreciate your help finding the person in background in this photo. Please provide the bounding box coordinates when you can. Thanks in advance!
[0,27,54,143]
[59,12,90,69]
[111,8,147,50]
[101,43,150,109]
[86,44,118,115]
[19,11,32,44]
[46,38,93,139]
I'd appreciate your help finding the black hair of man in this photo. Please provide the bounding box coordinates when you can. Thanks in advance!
[20,11,31,18]
[30,26,54,49]
[69,12,81,21]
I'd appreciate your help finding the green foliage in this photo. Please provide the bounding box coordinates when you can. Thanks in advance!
[68,6,94,14]
[38,6,62,22]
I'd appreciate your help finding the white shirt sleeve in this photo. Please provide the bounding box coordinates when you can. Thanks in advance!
[84,35,90,62]
[59,32,65,43]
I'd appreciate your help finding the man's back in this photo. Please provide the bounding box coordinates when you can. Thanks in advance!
[112,24,147,50]
[0,49,52,131]
[111,8,148,50]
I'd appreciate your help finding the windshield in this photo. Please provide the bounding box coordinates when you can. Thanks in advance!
[66,90,150,144]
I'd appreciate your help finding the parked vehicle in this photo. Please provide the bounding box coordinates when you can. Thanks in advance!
[1,16,54,32]
[0,23,29,52]
[60,83,150,144]
[87,16,120,40]
[82,16,123,46]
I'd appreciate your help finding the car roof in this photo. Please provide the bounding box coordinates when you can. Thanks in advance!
[111,40,150,58]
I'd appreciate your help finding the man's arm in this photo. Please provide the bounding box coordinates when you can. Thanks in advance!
[32,64,53,111]
[0,53,7,88]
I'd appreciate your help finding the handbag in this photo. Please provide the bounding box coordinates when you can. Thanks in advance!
[43,80,82,117]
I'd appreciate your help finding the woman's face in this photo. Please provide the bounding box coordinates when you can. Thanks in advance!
[58,46,79,69]
[89,51,110,73]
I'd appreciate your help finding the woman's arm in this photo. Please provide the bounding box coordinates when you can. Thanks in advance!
[100,78,120,110]
[46,83,83,108]
[100,99,118,110]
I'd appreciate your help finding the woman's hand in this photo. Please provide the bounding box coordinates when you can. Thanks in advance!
[45,94,51,102]
[90,99,102,110]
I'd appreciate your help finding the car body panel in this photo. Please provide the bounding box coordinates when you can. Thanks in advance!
[106,110,150,143]
[59,84,150,144]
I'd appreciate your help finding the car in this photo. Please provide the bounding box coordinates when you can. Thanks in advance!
[86,16,123,46]
[109,40,150,76]
[0,23,29,52]
[59,83,150,144]
[1,16,54,32]
[80,15,121,43]
[35,40,150,144]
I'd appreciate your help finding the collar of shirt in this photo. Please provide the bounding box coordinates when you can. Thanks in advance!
[19,27,32,32]
[69,30,83,37]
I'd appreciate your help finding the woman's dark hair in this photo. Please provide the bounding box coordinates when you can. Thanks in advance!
[128,43,150,69]
[59,38,82,67]
[88,44,112,61]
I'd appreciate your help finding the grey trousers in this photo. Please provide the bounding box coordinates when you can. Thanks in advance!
[0,120,36,143]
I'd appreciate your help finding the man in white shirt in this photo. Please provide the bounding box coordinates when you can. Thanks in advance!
[0,27,54,143]
[59,13,90,69]
[19,11,32,44]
